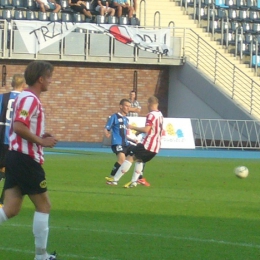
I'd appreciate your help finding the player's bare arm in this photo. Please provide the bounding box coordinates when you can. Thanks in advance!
[104,128,111,138]
[129,124,151,133]
[13,121,57,147]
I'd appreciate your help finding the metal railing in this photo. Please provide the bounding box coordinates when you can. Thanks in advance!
[0,10,260,119]
[191,118,260,149]
[3,19,184,65]
[172,27,260,119]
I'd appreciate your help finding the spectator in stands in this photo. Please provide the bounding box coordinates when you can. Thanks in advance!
[133,0,137,15]
[127,90,141,117]
[68,0,94,21]
[95,0,115,16]
[35,0,61,13]
[112,0,133,19]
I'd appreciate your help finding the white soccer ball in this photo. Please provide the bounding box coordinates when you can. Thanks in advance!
[234,166,249,178]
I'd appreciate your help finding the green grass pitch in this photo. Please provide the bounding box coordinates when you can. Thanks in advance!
[0,149,260,260]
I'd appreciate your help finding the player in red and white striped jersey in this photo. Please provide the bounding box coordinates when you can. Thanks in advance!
[142,108,163,154]
[0,61,58,260]
[9,90,45,164]
[108,96,164,187]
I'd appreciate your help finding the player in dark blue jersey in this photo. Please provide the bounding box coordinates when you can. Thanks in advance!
[104,99,136,183]
[0,74,26,206]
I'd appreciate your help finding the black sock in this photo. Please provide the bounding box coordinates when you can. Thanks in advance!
[0,187,4,204]
[110,162,121,176]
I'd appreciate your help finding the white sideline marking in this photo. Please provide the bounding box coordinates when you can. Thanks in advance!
[0,246,116,260]
[2,222,260,257]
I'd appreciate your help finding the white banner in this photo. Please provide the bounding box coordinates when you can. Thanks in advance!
[127,117,195,149]
[14,21,172,55]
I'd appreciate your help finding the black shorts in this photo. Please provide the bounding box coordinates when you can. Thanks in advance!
[129,143,156,163]
[0,144,9,168]
[4,150,47,195]
[71,4,89,13]
[111,144,133,156]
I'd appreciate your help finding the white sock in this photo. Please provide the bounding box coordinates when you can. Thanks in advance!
[33,212,49,260]
[114,160,132,181]
[131,162,143,182]
[0,208,8,223]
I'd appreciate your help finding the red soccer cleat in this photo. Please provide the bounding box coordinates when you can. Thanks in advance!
[137,178,150,186]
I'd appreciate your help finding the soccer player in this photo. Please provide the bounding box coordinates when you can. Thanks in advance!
[127,90,150,186]
[104,98,140,184]
[0,74,27,207]
[106,96,163,188]
[0,61,58,260]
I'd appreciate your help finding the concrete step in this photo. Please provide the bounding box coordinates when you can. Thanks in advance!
[146,0,260,117]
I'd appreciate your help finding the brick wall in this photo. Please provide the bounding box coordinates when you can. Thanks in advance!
[0,61,169,143]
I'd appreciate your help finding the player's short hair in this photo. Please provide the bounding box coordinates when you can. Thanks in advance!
[11,74,25,89]
[148,96,159,104]
[24,61,54,86]
[120,98,131,105]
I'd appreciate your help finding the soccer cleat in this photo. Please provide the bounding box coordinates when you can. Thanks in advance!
[124,181,137,188]
[105,177,117,186]
[46,252,57,260]
[137,178,150,187]
[34,252,58,260]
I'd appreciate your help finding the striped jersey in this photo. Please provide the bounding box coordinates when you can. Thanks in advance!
[9,90,45,164]
[105,113,130,146]
[142,110,163,153]
[0,91,21,145]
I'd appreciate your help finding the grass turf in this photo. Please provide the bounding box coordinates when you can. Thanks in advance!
[0,150,260,260]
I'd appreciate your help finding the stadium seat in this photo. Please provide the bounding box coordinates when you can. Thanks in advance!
[242,22,252,33]
[225,0,235,7]
[0,0,12,8]
[230,21,240,31]
[215,0,228,8]
[196,7,207,19]
[248,41,256,53]
[248,10,259,22]
[252,23,260,33]
[245,33,253,43]
[254,34,260,42]
[251,55,260,66]
[238,41,248,54]
[236,0,247,9]
[14,10,25,19]
[73,13,83,23]
[237,9,249,22]
[247,0,258,10]
[182,0,195,8]
[38,11,48,21]
[203,0,213,5]
[209,20,219,32]
[25,0,37,10]
[206,7,216,20]
[216,8,227,19]
[50,12,60,21]
[26,10,36,20]
[2,9,12,20]
[61,11,73,22]
[13,0,26,9]
[228,9,238,20]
